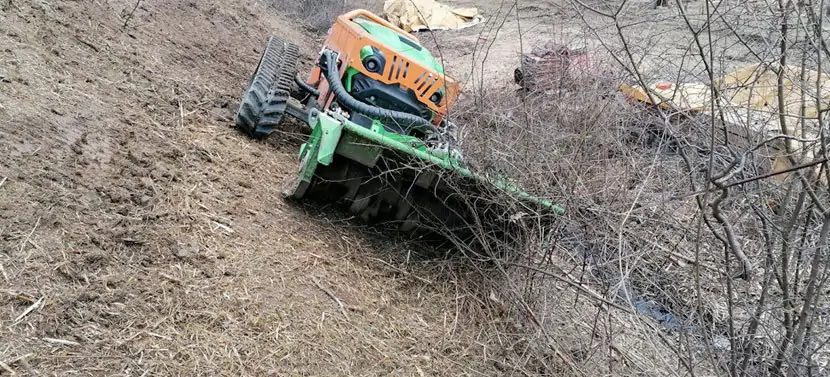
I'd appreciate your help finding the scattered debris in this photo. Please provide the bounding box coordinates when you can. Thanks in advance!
[515,41,590,92]
[311,276,349,320]
[0,353,35,377]
[13,296,44,324]
[73,35,99,53]
[120,238,145,246]
[0,360,14,375]
[18,217,40,254]
[42,337,80,346]
[2,290,37,304]
[146,331,172,341]
[513,40,617,94]
[212,221,234,234]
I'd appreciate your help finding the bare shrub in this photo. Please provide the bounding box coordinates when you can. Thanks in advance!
[419,0,830,375]
[266,0,346,34]
[440,76,707,375]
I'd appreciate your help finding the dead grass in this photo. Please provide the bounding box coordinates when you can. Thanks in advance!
[265,0,385,35]
[434,18,830,371]
[0,1,514,375]
[432,62,754,375]
[4,0,825,376]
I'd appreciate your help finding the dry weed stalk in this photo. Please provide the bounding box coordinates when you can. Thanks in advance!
[404,0,830,375]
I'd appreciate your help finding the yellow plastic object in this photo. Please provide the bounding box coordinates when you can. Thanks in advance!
[621,63,830,117]
[718,63,830,118]
[620,63,830,185]
[619,81,711,113]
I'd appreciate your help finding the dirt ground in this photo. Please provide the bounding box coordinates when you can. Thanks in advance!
[0,1,513,375]
[0,0,769,375]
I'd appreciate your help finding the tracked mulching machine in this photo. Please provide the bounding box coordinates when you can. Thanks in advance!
[234,9,563,243]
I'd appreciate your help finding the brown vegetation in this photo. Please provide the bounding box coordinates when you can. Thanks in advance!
[0,1,505,375]
[431,0,830,375]
[2,0,829,376]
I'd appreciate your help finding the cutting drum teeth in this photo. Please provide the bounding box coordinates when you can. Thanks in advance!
[295,156,476,242]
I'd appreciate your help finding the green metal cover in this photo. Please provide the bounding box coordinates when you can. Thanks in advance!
[352,18,444,74]
[299,110,566,215]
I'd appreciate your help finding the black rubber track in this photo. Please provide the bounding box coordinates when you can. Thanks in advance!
[235,36,300,139]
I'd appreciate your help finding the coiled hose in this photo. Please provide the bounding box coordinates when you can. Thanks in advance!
[320,50,442,136]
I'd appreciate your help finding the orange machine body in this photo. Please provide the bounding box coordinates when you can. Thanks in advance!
[304,9,460,127]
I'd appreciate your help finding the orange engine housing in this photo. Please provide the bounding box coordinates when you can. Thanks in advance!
[304,9,460,128]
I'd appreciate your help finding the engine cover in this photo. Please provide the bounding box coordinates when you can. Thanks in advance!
[349,72,432,134]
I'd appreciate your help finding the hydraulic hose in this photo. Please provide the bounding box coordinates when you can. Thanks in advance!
[320,50,441,136]
[295,73,319,97]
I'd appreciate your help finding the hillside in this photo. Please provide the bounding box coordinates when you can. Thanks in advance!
[0,1,508,375]
[3,0,830,376]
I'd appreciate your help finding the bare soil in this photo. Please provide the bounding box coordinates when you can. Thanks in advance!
[0,0,778,375]
[0,1,505,375]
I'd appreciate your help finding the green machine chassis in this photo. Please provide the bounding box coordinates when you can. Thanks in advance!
[289,109,564,213]
[235,19,564,242]
[280,107,564,239]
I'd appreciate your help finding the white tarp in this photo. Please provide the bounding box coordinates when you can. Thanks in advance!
[382,0,485,32]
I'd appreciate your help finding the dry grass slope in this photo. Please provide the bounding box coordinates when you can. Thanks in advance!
[0,1,510,375]
[4,0,827,376]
